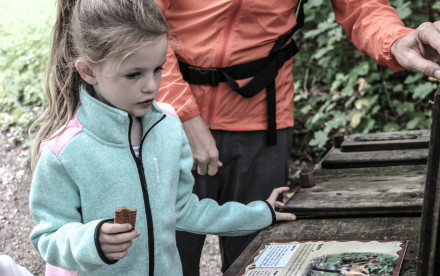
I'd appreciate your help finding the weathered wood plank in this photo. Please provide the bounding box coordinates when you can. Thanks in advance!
[225,216,420,276]
[320,147,428,169]
[284,165,426,217]
[341,129,430,152]
[313,164,427,177]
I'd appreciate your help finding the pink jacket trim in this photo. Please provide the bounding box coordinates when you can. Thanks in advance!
[42,115,83,156]
[45,264,78,276]
[157,102,178,117]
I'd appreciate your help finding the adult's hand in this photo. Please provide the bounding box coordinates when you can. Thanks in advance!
[391,21,440,79]
[182,115,222,176]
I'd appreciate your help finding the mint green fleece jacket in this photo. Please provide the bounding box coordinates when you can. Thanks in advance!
[29,88,275,276]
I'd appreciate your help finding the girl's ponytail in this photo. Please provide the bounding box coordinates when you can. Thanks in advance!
[31,0,82,170]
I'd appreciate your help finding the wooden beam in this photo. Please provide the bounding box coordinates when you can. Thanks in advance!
[418,85,440,275]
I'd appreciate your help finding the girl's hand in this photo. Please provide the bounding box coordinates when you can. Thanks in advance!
[266,187,297,222]
[99,223,141,261]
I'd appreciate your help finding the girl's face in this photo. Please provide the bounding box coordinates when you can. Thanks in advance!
[91,34,168,117]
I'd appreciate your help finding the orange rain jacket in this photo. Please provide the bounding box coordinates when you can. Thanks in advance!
[156,0,413,131]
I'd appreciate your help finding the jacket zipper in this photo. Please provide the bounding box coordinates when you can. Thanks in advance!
[128,114,166,276]
[206,0,243,125]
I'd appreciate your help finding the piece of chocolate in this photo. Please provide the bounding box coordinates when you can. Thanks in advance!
[114,207,137,231]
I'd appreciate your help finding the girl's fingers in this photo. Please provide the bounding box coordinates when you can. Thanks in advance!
[275,201,285,209]
[105,250,129,261]
[267,187,290,202]
[101,222,133,234]
[99,229,140,244]
[101,240,133,254]
[275,212,296,222]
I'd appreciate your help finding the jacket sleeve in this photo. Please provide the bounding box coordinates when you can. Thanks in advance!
[174,128,275,235]
[332,0,414,71]
[29,148,108,272]
[155,0,201,122]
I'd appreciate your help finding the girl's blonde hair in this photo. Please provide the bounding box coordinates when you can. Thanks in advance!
[31,0,168,169]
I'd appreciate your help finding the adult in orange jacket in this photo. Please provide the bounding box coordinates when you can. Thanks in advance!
[155,0,440,274]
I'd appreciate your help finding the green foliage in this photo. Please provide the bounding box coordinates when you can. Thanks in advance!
[1,0,440,160]
[323,252,398,275]
[292,0,439,156]
[0,0,54,144]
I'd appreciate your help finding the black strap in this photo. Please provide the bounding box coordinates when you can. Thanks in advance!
[179,0,307,145]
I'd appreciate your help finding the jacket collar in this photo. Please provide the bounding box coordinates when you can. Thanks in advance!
[77,86,166,145]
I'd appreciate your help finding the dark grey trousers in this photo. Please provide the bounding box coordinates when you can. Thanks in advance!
[176,128,293,275]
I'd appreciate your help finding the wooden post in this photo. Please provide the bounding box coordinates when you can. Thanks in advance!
[300,170,315,188]
[427,0,434,22]
[417,85,440,276]
[332,133,344,148]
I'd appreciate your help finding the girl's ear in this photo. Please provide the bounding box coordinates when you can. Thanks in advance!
[75,60,97,85]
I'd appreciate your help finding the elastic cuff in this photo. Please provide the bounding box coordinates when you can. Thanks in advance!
[263,201,276,225]
[179,109,200,123]
[94,218,118,265]
[386,28,414,72]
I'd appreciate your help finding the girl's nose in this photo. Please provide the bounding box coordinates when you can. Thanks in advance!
[141,75,157,93]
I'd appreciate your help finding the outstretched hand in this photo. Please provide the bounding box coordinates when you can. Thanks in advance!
[266,187,297,222]
[391,21,440,79]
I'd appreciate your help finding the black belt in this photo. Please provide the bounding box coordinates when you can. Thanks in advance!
[178,0,307,145]
[179,40,297,145]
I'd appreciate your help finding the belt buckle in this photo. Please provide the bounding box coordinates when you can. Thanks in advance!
[208,68,219,86]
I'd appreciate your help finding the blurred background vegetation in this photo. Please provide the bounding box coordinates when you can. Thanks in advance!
[0,0,54,147]
[292,0,440,160]
[0,0,439,162]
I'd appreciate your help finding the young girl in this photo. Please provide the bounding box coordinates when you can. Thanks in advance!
[29,0,296,275]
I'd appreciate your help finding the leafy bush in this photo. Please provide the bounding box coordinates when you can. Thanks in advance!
[0,0,54,145]
[292,0,440,156]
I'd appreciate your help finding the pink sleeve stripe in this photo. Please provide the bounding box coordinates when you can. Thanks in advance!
[42,115,83,157]
[157,102,178,117]
[45,264,78,276]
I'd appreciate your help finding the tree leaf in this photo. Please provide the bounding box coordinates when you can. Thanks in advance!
[309,130,328,148]
[412,83,436,100]
[350,112,362,128]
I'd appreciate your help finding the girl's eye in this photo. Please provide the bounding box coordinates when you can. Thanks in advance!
[126,72,142,79]
[154,66,164,73]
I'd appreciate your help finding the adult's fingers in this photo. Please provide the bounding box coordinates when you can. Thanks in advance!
[183,115,220,176]
[206,160,223,176]
[416,22,440,57]
[195,150,220,175]
[409,54,440,79]
[392,22,440,79]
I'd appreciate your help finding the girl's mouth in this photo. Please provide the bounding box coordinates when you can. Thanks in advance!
[138,99,153,107]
